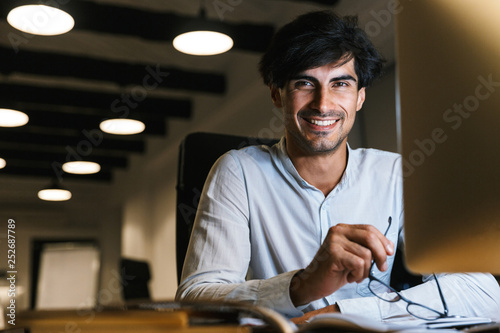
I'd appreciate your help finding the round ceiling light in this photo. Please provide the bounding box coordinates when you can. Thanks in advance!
[173,31,233,56]
[100,119,145,135]
[0,158,6,169]
[0,109,29,127]
[7,5,75,36]
[38,188,72,201]
[62,161,101,175]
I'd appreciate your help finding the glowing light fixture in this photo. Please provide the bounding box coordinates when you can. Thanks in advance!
[100,118,145,135]
[7,4,74,36]
[173,1,233,56]
[38,181,72,201]
[62,161,101,175]
[0,158,6,169]
[173,30,233,56]
[0,108,29,127]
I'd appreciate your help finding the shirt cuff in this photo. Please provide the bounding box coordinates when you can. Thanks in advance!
[256,269,305,318]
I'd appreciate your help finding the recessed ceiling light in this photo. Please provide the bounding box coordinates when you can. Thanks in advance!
[173,31,233,56]
[38,188,72,201]
[38,180,72,201]
[0,158,6,169]
[62,161,101,175]
[0,109,29,127]
[7,5,75,36]
[100,119,145,135]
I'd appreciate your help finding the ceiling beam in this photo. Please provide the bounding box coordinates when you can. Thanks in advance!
[0,146,128,168]
[0,163,114,181]
[16,108,167,136]
[0,129,145,154]
[0,47,226,94]
[0,83,192,119]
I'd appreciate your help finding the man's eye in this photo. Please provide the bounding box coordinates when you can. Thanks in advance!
[295,81,313,89]
[333,81,348,87]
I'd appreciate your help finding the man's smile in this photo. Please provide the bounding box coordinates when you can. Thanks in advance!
[307,118,340,126]
[301,116,342,131]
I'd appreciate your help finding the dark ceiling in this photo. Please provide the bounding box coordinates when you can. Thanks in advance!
[0,0,340,182]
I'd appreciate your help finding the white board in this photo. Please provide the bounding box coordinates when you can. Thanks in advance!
[35,242,100,310]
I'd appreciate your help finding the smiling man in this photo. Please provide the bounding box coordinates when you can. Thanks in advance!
[272,59,365,197]
[275,61,363,155]
[176,10,500,323]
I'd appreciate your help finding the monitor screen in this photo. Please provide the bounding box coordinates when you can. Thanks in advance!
[396,0,500,274]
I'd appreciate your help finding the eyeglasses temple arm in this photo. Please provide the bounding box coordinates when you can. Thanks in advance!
[433,273,449,317]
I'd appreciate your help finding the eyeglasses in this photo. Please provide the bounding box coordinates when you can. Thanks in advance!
[367,217,452,320]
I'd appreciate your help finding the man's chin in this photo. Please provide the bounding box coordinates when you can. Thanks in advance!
[286,131,346,155]
[310,145,341,154]
[302,139,344,155]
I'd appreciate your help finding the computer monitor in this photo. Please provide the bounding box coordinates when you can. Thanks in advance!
[396,0,500,274]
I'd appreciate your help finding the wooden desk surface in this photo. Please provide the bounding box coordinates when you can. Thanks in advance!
[16,309,251,333]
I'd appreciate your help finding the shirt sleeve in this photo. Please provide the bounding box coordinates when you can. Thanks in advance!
[337,273,500,321]
[175,151,304,318]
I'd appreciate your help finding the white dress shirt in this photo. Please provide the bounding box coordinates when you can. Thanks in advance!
[176,138,500,320]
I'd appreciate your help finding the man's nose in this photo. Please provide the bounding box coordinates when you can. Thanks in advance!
[310,87,335,113]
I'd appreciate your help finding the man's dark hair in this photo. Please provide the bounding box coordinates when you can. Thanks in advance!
[259,10,385,89]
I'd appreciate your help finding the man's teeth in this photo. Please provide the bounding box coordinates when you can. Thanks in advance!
[309,119,338,126]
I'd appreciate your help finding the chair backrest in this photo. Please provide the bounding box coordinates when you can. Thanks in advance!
[175,132,421,289]
[120,258,151,301]
[176,132,279,283]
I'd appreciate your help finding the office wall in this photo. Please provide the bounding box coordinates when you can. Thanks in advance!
[362,65,398,153]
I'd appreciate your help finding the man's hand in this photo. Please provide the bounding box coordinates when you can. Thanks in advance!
[290,223,394,306]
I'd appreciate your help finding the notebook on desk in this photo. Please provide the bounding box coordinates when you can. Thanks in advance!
[298,313,496,333]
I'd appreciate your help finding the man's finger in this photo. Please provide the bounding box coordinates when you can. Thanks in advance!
[329,223,394,273]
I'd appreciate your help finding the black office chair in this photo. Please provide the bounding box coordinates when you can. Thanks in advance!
[120,258,151,301]
[175,132,421,289]
[175,132,278,284]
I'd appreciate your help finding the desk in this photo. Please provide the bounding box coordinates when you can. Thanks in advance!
[9,302,499,333]
[15,309,251,333]
[11,301,292,333]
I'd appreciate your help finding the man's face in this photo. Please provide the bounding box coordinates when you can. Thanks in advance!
[271,59,365,156]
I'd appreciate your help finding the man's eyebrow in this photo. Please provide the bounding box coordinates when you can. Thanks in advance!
[289,74,357,83]
[330,74,357,83]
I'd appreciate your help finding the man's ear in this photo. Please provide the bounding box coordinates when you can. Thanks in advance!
[270,85,283,108]
[356,87,366,111]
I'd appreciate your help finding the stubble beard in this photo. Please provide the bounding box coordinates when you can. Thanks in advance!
[285,112,348,155]
[286,122,347,155]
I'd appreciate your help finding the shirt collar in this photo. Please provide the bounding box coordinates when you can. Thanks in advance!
[275,137,355,193]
